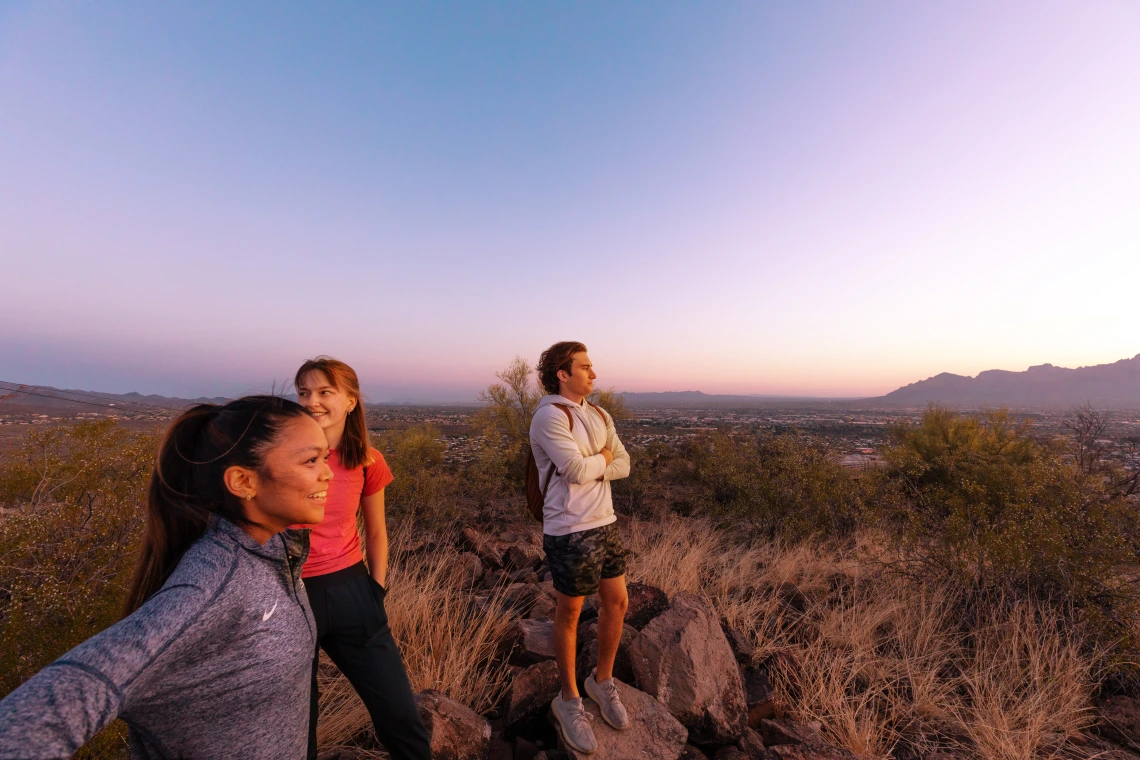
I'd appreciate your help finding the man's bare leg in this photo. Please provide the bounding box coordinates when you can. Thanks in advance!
[553,591,584,699]
[595,575,629,681]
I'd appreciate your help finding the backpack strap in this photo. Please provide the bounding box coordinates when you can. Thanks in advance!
[586,402,607,423]
[551,403,574,432]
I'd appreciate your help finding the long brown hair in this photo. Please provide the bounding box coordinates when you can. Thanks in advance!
[123,395,310,615]
[294,356,372,470]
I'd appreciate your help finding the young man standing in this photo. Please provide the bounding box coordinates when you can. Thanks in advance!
[530,341,632,754]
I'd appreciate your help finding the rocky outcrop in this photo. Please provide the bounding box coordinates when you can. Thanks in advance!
[505,660,561,730]
[738,727,766,757]
[558,679,689,759]
[742,666,776,727]
[758,719,823,747]
[625,581,670,629]
[575,621,638,683]
[508,618,556,667]
[414,689,491,760]
[757,719,859,760]
[630,592,748,744]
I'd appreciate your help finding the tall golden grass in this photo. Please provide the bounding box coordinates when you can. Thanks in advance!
[625,515,1102,760]
[315,525,516,757]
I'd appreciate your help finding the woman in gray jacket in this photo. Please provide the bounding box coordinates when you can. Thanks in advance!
[0,395,333,760]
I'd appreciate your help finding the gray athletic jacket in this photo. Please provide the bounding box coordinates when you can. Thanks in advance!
[0,518,316,759]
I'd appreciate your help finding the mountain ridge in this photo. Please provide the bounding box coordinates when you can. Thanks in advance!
[878,354,1140,407]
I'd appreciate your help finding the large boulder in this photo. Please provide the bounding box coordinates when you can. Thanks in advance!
[629,592,748,744]
[508,618,557,667]
[558,680,689,759]
[625,581,670,629]
[576,621,638,683]
[414,689,491,760]
[505,660,561,729]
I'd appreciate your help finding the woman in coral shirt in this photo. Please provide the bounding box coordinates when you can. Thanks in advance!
[294,357,429,760]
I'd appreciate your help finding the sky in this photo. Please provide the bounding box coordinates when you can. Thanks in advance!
[2,2,1138,402]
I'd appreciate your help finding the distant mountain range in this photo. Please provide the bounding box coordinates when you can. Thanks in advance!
[619,391,841,407]
[0,383,228,413]
[878,354,1140,407]
[6,353,1139,414]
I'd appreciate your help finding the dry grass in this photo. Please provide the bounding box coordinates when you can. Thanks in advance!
[316,524,516,756]
[625,515,1102,760]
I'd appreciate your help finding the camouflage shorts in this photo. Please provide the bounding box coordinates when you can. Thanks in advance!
[543,522,627,598]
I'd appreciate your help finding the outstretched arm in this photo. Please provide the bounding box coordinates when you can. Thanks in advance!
[0,581,207,757]
[0,661,122,757]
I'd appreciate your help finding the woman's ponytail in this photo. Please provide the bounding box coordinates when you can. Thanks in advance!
[123,396,309,615]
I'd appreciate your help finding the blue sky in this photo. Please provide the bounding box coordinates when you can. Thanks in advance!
[2,2,1139,400]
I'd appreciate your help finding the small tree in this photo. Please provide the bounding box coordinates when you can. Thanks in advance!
[476,356,541,451]
[588,387,630,421]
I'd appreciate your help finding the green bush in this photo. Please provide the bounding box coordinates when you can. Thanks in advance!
[374,424,458,523]
[616,430,866,540]
[880,406,1140,649]
[0,420,154,757]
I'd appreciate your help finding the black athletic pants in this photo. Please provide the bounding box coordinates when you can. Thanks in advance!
[305,562,430,760]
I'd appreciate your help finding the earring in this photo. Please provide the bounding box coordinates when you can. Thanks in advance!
[246,494,254,501]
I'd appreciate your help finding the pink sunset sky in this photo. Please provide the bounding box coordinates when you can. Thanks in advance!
[1,3,1138,401]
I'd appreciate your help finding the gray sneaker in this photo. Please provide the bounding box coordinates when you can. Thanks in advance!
[551,692,597,754]
[584,671,631,730]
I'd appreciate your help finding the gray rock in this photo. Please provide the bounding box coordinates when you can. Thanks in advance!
[738,727,766,758]
[504,543,544,572]
[575,621,638,684]
[758,719,823,747]
[508,618,557,667]
[414,688,492,760]
[625,581,670,629]
[630,592,748,744]
[505,660,561,729]
[721,620,755,665]
[452,551,484,587]
[742,666,775,727]
[559,680,689,759]
[714,748,746,760]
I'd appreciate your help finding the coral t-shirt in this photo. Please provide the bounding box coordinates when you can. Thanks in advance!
[299,446,393,578]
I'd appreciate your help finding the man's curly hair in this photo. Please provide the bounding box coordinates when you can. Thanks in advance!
[538,341,587,395]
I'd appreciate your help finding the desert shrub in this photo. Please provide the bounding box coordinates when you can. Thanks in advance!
[0,420,155,757]
[880,406,1140,651]
[623,430,866,539]
[373,424,458,523]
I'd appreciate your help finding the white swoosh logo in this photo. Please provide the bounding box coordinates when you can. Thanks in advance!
[262,601,278,622]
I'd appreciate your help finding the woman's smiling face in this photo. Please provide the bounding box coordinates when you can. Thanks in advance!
[227,414,333,540]
[296,370,356,439]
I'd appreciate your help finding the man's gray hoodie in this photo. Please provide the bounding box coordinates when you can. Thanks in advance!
[0,518,316,760]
